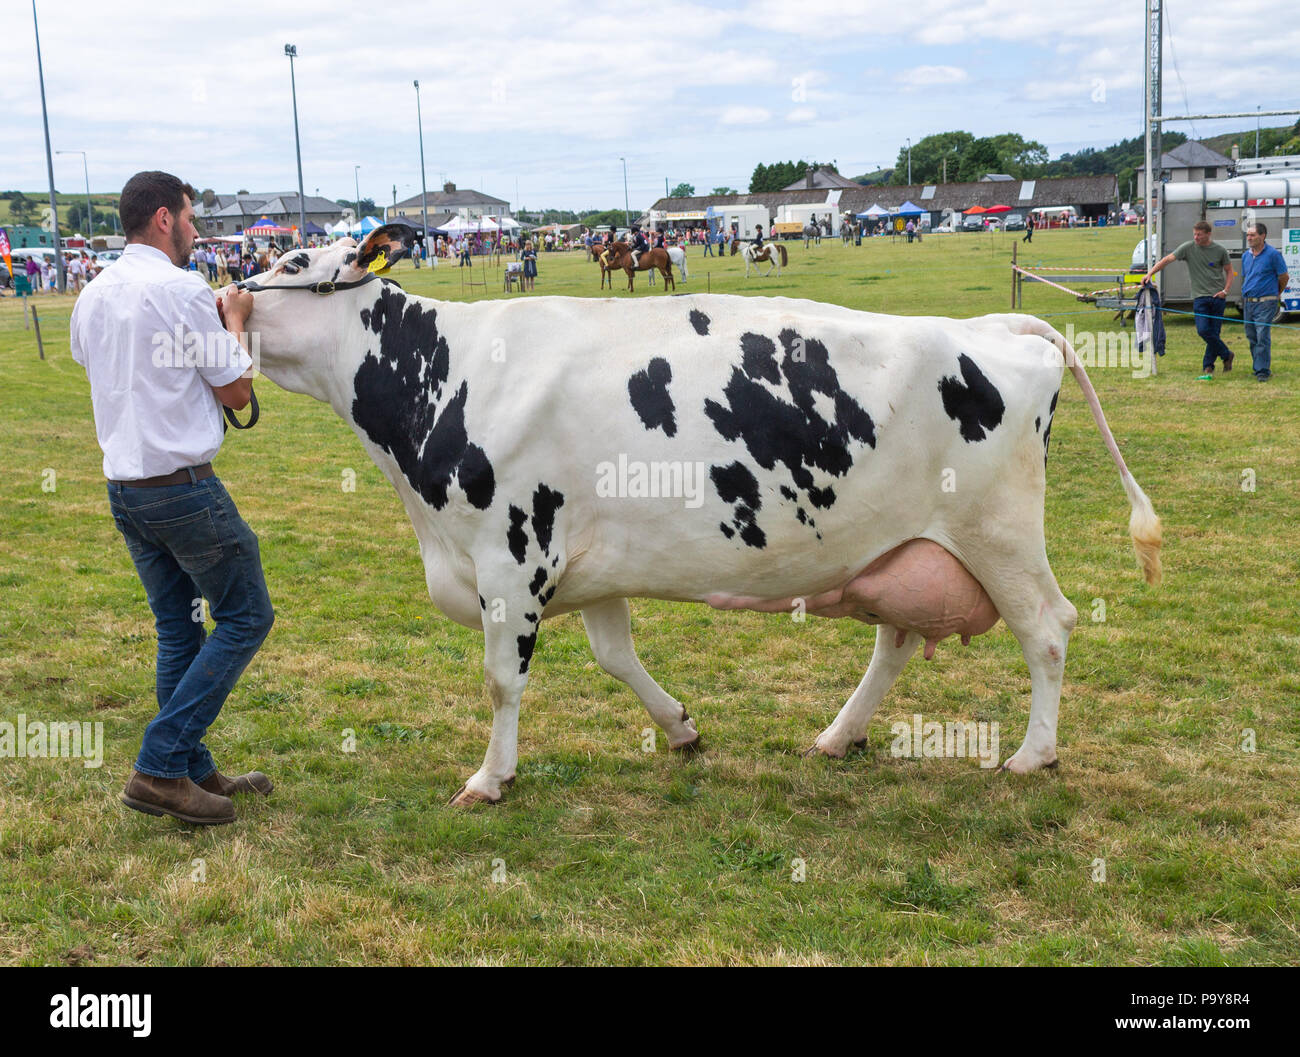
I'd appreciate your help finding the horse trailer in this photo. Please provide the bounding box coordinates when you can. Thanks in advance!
[1136,158,1300,316]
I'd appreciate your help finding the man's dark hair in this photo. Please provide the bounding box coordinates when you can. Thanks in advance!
[119,171,197,238]
[1251,222,1268,238]
[1193,220,1212,234]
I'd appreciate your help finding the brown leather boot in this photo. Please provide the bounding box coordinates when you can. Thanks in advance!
[121,772,235,825]
[197,770,274,797]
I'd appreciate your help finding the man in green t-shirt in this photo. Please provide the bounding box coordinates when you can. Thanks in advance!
[1143,220,1236,379]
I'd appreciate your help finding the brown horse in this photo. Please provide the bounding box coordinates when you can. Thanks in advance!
[594,245,616,289]
[606,241,675,292]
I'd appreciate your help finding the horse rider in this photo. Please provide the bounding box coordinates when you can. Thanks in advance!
[629,224,649,268]
[752,224,767,253]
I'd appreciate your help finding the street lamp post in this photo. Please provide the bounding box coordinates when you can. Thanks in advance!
[354,165,362,228]
[906,138,912,185]
[56,150,93,238]
[284,44,307,240]
[621,157,630,228]
[415,80,429,251]
[31,0,65,292]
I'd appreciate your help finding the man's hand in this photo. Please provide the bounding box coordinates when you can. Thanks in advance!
[216,285,254,332]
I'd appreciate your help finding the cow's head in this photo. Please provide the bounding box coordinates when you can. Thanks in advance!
[240,224,417,404]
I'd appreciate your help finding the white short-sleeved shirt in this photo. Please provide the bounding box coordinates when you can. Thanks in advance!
[70,243,252,480]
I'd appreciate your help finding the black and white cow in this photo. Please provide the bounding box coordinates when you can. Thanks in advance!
[242,225,1161,805]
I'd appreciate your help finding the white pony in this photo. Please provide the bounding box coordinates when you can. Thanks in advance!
[742,241,788,277]
[666,245,689,282]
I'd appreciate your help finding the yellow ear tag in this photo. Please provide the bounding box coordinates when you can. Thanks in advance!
[368,249,390,274]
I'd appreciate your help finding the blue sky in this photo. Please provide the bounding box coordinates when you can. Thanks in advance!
[4,0,1296,212]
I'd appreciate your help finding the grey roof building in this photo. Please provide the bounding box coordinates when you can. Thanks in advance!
[1137,140,1234,196]
[391,182,510,220]
[197,192,344,235]
[649,174,1119,225]
[781,166,861,191]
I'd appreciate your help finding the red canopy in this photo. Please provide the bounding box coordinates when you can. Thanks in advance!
[984,204,1012,214]
[963,206,987,215]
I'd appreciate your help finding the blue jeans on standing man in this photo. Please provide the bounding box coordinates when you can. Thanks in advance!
[108,473,274,782]
[1193,296,1232,370]
[1242,299,1276,378]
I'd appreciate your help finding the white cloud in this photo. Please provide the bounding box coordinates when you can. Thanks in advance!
[719,105,771,125]
[787,108,818,123]
[896,65,969,88]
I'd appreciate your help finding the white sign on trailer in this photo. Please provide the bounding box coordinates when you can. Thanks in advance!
[1283,230,1300,314]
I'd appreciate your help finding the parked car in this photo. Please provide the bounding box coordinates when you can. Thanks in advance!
[1121,211,1140,225]
[1002,212,1026,231]
[961,214,987,232]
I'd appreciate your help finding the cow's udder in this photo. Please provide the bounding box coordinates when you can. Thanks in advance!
[707,539,999,659]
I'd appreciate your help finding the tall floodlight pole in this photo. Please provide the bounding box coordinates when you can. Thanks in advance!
[1143,0,1162,281]
[415,80,429,245]
[56,150,92,237]
[906,138,912,185]
[32,1,66,292]
[285,44,307,239]
[354,165,362,228]
[621,157,630,228]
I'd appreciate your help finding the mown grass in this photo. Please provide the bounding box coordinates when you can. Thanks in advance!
[2,228,1298,965]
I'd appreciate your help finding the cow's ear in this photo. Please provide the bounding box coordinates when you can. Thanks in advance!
[355,223,415,273]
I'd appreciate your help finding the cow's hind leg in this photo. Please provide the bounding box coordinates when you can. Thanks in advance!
[810,623,921,758]
[581,598,699,750]
[962,549,1077,773]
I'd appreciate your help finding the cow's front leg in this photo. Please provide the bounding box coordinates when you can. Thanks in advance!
[581,598,699,751]
[451,590,538,807]
[810,624,920,758]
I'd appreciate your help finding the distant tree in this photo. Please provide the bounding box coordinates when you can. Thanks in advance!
[578,209,627,229]
[8,191,33,226]
[750,160,833,192]
[711,186,738,195]
[201,188,216,208]
[237,189,249,195]
[669,183,695,198]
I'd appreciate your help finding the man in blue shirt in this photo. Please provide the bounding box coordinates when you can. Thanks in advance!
[1241,223,1290,381]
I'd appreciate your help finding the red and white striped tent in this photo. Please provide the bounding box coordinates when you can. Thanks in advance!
[246,217,292,236]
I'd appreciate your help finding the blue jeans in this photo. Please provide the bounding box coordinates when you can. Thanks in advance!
[108,475,274,781]
[1242,300,1275,377]
[703,240,713,256]
[1193,296,1231,369]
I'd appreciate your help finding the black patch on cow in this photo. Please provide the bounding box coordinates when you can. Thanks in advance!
[1034,416,1041,433]
[779,485,797,501]
[351,286,496,512]
[538,585,556,607]
[740,333,781,385]
[719,522,735,539]
[627,358,677,437]
[478,595,486,610]
[938,353,1005,443]
[704,328,876,527]
[711,461,767,549]
[287,252,310,271]
[507,505,529,565]
[796,507,807,524]
[525,612,538,624]
[1042,390,1059,466]
[530,485,564,554]
[689,309,710,335]
[516,632,537,674]
[529,566,548,597]
[344,251,357,266]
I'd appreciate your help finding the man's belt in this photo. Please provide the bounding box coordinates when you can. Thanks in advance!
[1243,295,1279,302]
[109,463,214,488]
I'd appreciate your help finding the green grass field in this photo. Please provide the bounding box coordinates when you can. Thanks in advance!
[2,227,1298,965]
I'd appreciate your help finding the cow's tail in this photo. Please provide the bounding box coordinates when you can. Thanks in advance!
[777,244,788,267]
[1006,315,1163,585]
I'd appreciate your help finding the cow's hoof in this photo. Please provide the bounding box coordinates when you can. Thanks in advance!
[999,753,1059,775]
[805,739,848,759]
[449,783,503,807]
[670,733,703,755]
